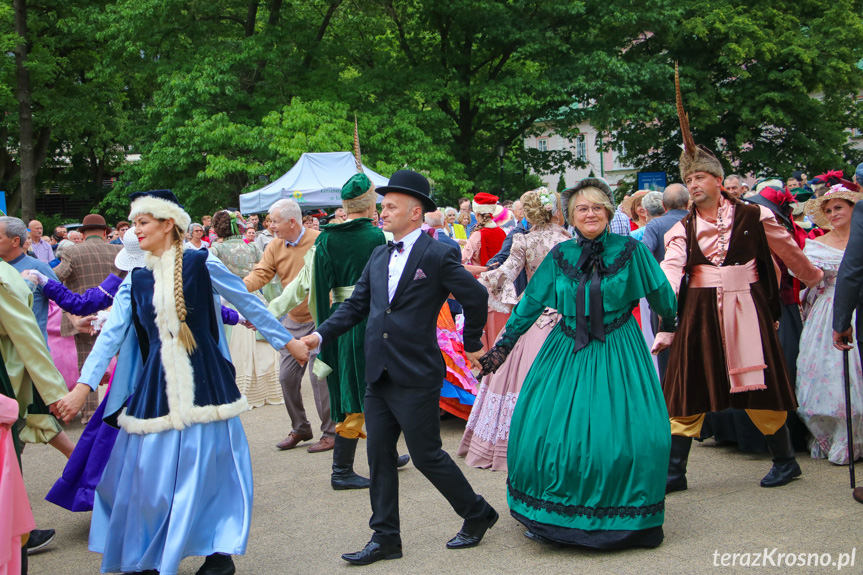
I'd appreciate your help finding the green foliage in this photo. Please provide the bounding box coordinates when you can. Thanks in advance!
[589,0,863,180]
[3,0,863,223]
[556,173,567,192]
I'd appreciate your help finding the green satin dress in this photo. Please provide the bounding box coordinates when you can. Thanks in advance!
[501,231,677,549]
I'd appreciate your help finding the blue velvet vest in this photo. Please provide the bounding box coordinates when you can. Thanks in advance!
[123,249,241,431]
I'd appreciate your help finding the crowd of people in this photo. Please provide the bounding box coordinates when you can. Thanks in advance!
[4,83,863,573]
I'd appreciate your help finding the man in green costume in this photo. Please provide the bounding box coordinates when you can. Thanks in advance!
[269,173,408,489]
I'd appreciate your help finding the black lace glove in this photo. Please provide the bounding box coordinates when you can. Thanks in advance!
[479,344,512,376]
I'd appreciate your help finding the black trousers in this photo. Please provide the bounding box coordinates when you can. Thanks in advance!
[364,372,487,545]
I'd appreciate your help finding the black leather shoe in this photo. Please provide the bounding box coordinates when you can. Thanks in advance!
[524,530,555,545]
[761,424,802,488]
[26,529,56,554]
[446,506,498,549]
[760,459,802,487]
[195,553,235,575]
[397,454,410,468]
[341,540,403,565]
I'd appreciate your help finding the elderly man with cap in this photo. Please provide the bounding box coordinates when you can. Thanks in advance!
[653,68,824,492]
[54,213,124,422]
[302,170,497,565]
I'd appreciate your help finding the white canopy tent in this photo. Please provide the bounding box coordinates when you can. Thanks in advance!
[239,151,390,213]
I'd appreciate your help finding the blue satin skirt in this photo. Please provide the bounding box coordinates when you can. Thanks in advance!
[88,417,253,575]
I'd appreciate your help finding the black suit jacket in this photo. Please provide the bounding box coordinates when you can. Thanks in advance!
[317,231,488,387]
[834,201,863,337]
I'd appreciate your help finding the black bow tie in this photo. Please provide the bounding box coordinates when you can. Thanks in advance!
[387,240,404,253]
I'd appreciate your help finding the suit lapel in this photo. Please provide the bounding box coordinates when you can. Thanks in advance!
[392,232,431,305]
[373,247,390,309]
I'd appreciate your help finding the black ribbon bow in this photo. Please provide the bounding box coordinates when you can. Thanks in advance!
[572,235,606,352]
[387,240,404,253]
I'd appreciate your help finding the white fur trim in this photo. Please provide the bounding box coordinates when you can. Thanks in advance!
[129,196,192,232]
[472,201,498,214]
[118,396,250,435]
[116,248,249,435]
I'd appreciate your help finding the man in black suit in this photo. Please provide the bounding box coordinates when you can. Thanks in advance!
[304,170,497,565]
[832,199,863,505]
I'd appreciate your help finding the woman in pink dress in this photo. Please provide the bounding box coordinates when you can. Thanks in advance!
[458,188,570,470]
[0,392,35,575]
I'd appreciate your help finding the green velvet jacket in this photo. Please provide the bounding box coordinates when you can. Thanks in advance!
[313,218,387,421]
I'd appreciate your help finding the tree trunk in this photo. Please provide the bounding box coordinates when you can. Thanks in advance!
[14,0,36,221]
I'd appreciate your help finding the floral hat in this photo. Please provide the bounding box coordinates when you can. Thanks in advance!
[803,184,863,230]
[619,190,650,221]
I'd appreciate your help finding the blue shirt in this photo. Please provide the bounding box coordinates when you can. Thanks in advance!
[641,209,689,262]
[7,252,59,343]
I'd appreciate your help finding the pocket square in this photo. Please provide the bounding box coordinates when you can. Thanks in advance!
[413,269,427,280]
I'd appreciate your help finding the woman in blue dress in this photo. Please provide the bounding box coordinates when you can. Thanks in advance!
[57,190,310,575]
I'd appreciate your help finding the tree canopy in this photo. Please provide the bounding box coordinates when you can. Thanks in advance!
[2,0,862,221]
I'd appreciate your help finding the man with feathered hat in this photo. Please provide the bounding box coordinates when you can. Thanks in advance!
[652,65,824,491]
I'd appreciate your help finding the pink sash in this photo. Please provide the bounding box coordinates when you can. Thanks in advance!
[689,260,768,393]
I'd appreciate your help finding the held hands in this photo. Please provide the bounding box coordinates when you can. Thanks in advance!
[477,345,509,376]
[464,350,483,371]
[54,384,91,425]
[833,328,854,351]
[651,332,674,355]
[300,333,321,350]
[20,269,48,286]
[285,338,310,367]
[70,314,98,336]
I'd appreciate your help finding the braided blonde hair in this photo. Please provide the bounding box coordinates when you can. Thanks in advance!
[171,227,196,352]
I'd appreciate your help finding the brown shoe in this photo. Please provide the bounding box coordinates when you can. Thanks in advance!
[853,487,863,504]
[276,431,313,450]
[307,435,335,453]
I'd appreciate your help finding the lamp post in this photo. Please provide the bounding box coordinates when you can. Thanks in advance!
[497,140,506,199]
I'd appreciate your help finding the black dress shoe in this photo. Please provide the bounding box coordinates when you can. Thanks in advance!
[524,530,555,545]
[397,454,410,468]
[446,507,499,549]
[341,540,403,565]
[195,553,235,575]
[26,529,56,554]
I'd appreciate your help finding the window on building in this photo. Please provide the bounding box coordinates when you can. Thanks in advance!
[576,135,587,162]
[537,138,548,152]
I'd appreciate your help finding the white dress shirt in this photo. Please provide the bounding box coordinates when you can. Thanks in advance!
[387,227,423,303]
[311,227,423,353]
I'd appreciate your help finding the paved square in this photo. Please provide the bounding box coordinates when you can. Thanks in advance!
[23,376,863,574]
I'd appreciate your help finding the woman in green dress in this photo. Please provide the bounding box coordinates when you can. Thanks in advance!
[479,178,677,549]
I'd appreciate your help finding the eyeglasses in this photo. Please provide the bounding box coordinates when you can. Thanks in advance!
[572,205,606,216]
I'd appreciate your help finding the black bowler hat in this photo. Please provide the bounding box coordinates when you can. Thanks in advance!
[376,170,436,213]
[128,189,184,208]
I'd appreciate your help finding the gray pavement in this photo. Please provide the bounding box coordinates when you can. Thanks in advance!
[23,375,863,574]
